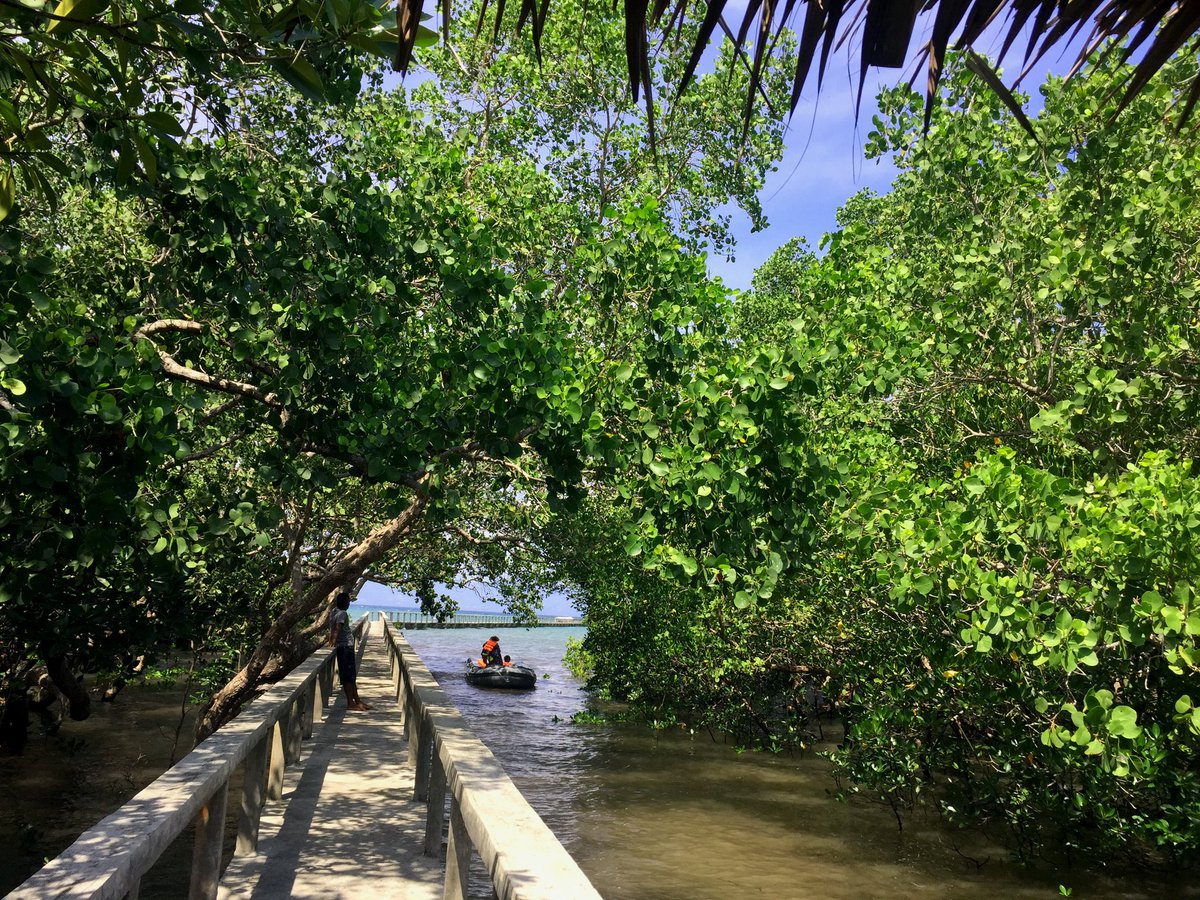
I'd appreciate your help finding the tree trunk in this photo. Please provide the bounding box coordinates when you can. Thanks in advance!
[0,687,29,753]
[195,492,428,739]
[43,653,90,721]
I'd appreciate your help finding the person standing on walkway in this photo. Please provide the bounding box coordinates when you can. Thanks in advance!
[329,591,371,711]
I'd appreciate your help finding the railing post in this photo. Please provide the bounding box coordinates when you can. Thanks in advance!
[267,717,286,801]
[235,732,271,857]
[414,712,434,801]
[424,748,448,857]
[188,781,229,900]
[442,796,471,900]
[407,700,420,769]
[320,658,334,707]
[305,680,319,737]
[397,668,409,730]
[285,697,303,763]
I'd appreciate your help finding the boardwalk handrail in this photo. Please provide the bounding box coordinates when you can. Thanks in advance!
[383,619,602,900]
[11,615,368,900]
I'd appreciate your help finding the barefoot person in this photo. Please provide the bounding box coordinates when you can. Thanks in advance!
[329,591,371,711]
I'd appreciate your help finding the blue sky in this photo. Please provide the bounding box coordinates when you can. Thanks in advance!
[706,59,900,290]
[704,14,1092,290]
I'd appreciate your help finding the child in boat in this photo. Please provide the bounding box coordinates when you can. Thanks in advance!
[502,655,513,667]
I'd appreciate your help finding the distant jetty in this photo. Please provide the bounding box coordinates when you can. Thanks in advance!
[375,610,583,629]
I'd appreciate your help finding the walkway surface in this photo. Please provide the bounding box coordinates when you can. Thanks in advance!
[217,624,444,900]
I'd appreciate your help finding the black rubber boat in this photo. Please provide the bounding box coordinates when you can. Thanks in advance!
[465,663,537,689]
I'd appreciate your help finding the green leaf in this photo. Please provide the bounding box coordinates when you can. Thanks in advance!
[733,590,752,609]
[132,132,156,182]
[614,363,633,382]
[0,99,19,132]
[1141,591,1164,615]
[0,167,14,222]
[46,0,109,34]
[143,110,186,136]
[1107,706,1141,739]
[271,56,326,101]
[1,377,26,396]
[1186,613,1200,636]
[414,24,438,47]
[115,137,136,183]
[913,574,934,596]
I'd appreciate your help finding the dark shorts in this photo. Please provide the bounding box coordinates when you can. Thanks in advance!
[335,645,357,685]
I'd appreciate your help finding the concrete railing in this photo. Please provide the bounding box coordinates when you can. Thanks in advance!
[11,615,368,900]
[383,620,602,900]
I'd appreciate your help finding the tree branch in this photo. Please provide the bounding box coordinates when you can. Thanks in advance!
[134,319,285,414]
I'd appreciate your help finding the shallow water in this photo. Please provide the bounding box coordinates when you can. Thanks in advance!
[402,624,1185,900]
[0,680,198,894]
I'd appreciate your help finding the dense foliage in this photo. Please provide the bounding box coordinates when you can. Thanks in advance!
[569,52,1200,862]
[0,0,421,219]
[0,0,792,735]
[410,0,793,261]
[2,0,1197,869]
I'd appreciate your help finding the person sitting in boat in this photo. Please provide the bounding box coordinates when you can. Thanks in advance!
[502,655,513,667]
[481,635,503,667]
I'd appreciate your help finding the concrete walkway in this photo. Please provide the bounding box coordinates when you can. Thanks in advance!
[218,624,444,900]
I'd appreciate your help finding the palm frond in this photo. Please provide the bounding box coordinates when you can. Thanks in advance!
[433,0,1200,135]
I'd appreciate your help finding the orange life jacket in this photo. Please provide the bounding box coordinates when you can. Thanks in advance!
[482,639,499,654]
[502,660,513,667]
[475,658,486,668]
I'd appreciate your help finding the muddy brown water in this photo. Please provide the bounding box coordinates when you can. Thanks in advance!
[2,623,1189,898]
[0,678,203,896]
[404,624,1186,900]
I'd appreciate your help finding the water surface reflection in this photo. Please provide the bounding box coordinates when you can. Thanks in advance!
[403,624,1183,900]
